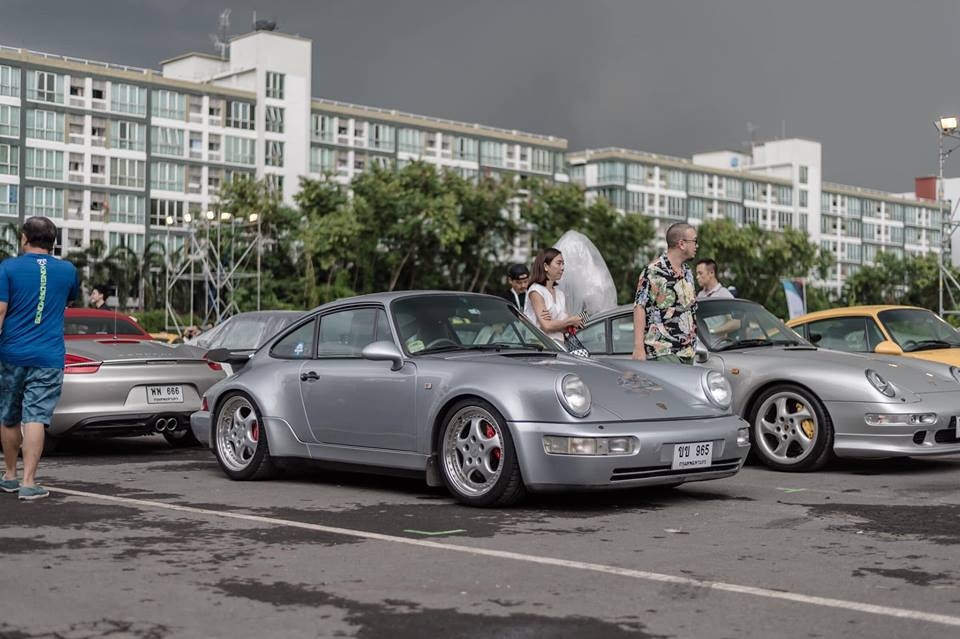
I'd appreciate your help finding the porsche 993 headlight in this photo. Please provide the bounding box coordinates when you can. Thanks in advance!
[702,370,732,409]
[557,374,592,418]
[865,368,896,397]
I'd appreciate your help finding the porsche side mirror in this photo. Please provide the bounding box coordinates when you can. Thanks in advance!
[874,340,903,356]
[694,341,709,364]
[808,332,823,345]
[362,340,405,371]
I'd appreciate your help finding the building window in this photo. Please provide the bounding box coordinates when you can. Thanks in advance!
[453,136,477,161]
[312,114,334,142]
[480,141,505,167]
[265,71,285,99]
[26,109,64,141]
[111,83,147,116]
[24,186,63,217]
[0,143,18,175]
[108,194,145,225]
[799,189,808,208]
[111,120,145,151]
[0,184,18,215]
[27,71,63,104]
[0,105,20,138]
[226,102,255,130]
[151,162,185,192]
[152,89,186,120]
[265,140,284,167]
[398,128,423,154]
[108,232,144,253]
[310,146,336,173]
[25,148,64,181]
[368,123,395,151]
[110,158,145,188]
[265,106,284,133]
[0,65,19,98]
[265,173,283,194]
[151,126,184,156]
[224,136,255,165]
[799,165,808,184]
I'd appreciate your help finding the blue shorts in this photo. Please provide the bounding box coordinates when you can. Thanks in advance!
[0,362,64,427]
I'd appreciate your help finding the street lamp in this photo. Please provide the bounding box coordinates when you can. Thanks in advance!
[935,115,960,318]
[248,212,261,310]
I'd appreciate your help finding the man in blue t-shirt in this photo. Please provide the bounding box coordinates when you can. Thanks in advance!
[0,216,79,501]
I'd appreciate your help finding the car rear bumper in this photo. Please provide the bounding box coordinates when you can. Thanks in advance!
[509,414,750,491]
[825,395,960,458]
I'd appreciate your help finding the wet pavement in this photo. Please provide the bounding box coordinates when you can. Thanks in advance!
[0,437,958,638]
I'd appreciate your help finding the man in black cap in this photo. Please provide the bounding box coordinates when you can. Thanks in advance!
[504,263,529,310]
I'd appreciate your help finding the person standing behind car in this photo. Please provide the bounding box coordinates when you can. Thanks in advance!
[632,223,698,364]
[0,217,79,501]
[695,259,734,299]
[503,263,530,310]
[524,248,583,345]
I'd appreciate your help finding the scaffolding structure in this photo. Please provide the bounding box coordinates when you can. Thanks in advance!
[936,118,960,318]
[163,215,262,335]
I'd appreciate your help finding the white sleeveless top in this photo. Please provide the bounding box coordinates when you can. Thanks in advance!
[524,283,568,343]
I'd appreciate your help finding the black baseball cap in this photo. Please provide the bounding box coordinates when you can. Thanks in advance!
[507,263,529,280]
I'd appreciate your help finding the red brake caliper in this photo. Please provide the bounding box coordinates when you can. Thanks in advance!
[250,420,259,443]
[484,422,502,461]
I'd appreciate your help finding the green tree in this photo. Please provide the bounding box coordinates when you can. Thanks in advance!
[295,175,358,305]
[696,219,833,318]
[842,252,950,311]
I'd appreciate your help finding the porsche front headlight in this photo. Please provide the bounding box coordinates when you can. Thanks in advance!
[702,370,732,409]
[557,374,592,418]
[865,368,896,397]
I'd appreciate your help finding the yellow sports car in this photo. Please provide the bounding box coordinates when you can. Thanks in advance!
[786,305,960,366]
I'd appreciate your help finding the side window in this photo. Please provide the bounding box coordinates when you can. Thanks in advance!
[807,317,869,352]
[317,307,383,358]
[375,309,392,343]
[576,321,608,354]
[270,320,316,359]
[611,316,635,354]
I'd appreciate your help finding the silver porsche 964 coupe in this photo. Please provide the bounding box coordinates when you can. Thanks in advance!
[579,298,960,472]
[191,292,751,506]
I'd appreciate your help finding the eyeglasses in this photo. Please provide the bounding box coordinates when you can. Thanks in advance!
[682,237,699,245]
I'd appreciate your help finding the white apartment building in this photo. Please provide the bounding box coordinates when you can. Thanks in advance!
[569,139,944,294]
[0,28,567,268]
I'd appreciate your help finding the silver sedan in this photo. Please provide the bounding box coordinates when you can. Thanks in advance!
[192,291,750,506]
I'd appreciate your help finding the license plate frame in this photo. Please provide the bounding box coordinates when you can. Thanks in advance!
[672,441,713,470]
[146,385,183,404]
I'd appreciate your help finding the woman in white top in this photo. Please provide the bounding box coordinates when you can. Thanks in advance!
[523,248,584,344]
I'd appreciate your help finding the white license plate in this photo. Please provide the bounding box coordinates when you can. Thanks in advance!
[147,385,183,404]
[672,441,713,470]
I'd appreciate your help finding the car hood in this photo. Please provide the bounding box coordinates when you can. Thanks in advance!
[437,351,727,421]
[67,340,207,363]
[713,346,960,394]
[903,349,960,367]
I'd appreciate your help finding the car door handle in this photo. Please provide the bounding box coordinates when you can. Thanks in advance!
[300,371,319,382]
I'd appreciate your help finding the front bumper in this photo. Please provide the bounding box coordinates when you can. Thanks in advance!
[510,414,750,491]
[825,393,960,459]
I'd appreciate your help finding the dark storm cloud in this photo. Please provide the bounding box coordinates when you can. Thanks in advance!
[1,0,957,191]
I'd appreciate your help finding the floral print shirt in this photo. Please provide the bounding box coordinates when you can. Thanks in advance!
[634,252,697,362]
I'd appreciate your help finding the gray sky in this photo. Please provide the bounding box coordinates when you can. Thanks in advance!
[1,0,957,192]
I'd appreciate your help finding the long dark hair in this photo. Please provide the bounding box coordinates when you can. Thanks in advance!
[530,248,562,286]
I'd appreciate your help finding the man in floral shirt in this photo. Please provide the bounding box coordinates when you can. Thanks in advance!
[632,223,698,364]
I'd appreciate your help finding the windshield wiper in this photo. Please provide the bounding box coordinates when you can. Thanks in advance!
[905,339,957,352]
[418,342,545,355]
[714,339,776,352]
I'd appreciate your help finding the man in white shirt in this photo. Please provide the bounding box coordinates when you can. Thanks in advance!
[695,259,734,300]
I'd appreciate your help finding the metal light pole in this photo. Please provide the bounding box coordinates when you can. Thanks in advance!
[935,116,960,318]
[249,212,262,310]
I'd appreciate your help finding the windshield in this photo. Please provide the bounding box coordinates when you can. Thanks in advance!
[392,294,562,355]
[697,300,809,351]
[198,314,299,350]
[877,308,960,351]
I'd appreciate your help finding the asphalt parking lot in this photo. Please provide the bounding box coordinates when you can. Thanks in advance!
[1,438,959,639]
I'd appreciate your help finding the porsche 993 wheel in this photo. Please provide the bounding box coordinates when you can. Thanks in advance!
[439,400,525,507]
[750,384,834,472]
[214,393,276,480]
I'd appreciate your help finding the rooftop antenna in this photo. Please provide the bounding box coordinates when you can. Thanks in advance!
[210,9,231,60]
[742,122,758,149]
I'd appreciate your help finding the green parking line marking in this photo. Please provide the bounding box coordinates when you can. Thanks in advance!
[404,529,467,537]
[777,488,808,493]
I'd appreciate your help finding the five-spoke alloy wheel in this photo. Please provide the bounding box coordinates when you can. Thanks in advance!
[439,399,525,507]
[213,392,276,480]
[749,384,833,472]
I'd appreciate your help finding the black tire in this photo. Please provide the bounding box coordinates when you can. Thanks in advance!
[211,392,277,480]
[748,384,833,472]
[163,427,201,448]
[438,399,526,507]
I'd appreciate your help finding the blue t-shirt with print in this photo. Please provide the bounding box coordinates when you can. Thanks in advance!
[0,253,79,369]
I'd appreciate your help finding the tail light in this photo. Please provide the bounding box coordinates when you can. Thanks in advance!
[64,353,102,374]
[202,353,223,372]
[200,396,209,412]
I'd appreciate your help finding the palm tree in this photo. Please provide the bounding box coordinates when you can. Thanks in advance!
[0,221,20,260]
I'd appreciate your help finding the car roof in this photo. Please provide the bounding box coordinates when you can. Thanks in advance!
[786,305,922,325]
[308,290,508,314]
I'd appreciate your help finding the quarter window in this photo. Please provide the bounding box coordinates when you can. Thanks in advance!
[271,320,317,359]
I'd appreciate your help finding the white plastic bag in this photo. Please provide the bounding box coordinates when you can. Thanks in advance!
[554,230,618,318]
